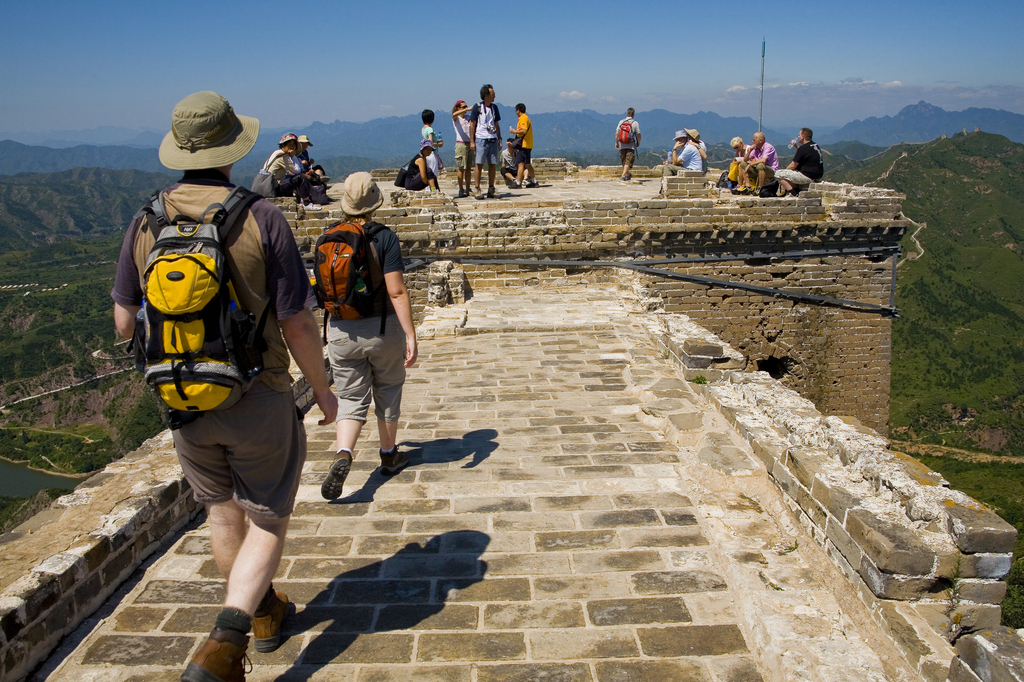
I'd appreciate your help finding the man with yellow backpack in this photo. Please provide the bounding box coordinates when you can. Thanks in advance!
[111,91,338,682]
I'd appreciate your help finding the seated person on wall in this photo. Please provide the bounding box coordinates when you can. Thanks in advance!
[737,132,778,193]
[297,135,329,184]
[662,129,704,176]
[776,128,824,196]
[500,139,520,188]
[405,139,439,191]
[727,137,749,190]
[263,133,314,204]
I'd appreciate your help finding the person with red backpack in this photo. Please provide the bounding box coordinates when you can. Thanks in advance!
[317,172,418,501]
[614,107,641,181]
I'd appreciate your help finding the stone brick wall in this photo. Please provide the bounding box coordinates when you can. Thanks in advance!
[638,311,1016,681]
[285,183,906,432]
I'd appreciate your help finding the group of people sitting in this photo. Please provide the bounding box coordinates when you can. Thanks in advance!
[726,128,824,196]
[643,118,824,197]
[257,134,330,208]
[402,85,539,198]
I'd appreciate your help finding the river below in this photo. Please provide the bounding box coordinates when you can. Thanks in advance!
[0,458,81,497]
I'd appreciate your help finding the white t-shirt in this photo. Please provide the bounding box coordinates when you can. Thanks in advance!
[453,116,471,143]
[475,104,497,140]
[616,117,640,150]
[426,150,441,178]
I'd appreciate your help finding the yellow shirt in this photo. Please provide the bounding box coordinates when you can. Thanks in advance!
[516,113,533,149]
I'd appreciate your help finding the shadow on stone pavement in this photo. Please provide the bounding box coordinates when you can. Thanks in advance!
[403,428,499,469]
[332,430,500,504]
[273,530,489,680]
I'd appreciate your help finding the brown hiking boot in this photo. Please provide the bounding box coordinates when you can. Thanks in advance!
[380,448,409,476]
[180,629,249,682]
[321,450,352,500]
[252,589,290,653]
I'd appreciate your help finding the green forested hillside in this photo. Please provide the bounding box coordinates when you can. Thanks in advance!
[830,132,1024,625]
[831,132,1024,456]
[0,234,163,474]
[0,167,175,251]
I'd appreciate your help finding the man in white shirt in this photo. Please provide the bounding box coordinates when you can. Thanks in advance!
[467,84,502,199]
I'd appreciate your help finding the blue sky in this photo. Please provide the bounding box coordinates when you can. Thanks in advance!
[1,0,1022,134]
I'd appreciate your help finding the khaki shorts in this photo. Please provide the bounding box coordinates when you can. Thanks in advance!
[455,142,472,169]
[745,161,775,183]
[327,315,407,422]
[619,149,636,166]
[173,382,307,520]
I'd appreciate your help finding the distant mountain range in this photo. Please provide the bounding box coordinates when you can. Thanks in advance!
[0,126,164,149]
[820,101,1024,146]
[0,140,164,175]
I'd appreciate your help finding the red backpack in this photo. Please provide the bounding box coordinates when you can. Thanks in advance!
[617,119,634,145]
[313,221,388,336]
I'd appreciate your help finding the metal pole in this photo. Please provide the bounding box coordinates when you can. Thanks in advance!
[758,38,765,132]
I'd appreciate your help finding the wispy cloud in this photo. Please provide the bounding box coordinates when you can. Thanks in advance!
[379,104,394,110]
[709,79,1024,124]
[559,90,587,100]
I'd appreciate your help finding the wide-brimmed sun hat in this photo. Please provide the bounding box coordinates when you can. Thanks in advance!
[158,91,259,171]
[279,133,299,147]
[685,128,700,142]
[674,130,688,140]
[342,172,384,216]
[297,135,312,145]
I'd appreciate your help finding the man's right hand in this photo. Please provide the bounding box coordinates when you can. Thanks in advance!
[314,387,338,425]
[470,141,476,151]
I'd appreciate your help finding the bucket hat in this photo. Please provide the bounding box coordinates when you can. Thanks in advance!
[158,91,259,170]
[279,133,299,147]
[685,128,700,142]
[297,135,312,145]
[341,172,383,216]
[674,130,688,140]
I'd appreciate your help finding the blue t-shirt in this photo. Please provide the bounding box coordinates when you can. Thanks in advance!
[678,144,702,171]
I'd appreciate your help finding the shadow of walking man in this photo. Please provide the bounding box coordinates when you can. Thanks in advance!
[271,530,489,680]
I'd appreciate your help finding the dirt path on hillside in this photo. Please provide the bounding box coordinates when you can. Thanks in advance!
[894,441,1024,464]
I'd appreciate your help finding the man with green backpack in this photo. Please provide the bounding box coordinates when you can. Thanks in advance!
[111,91,338,682]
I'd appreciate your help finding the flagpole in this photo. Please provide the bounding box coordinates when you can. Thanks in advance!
[758,37,765,132]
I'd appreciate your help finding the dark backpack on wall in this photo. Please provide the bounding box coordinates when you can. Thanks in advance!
[394,154,420,187]
[758,179,781,198]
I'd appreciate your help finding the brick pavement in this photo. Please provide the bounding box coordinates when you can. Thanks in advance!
[41,287,907,682]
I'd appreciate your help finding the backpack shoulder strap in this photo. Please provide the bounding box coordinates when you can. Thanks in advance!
[204,187,260,239]
[133,191,171,228]
[363,221,392,335]
[152,191,172,228]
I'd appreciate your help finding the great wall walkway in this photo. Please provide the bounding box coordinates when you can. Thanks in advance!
[38,287,920,682]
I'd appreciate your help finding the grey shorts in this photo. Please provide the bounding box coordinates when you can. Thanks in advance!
[775,168,813,185]
[327,315,407,422]
[475,138,499,166]
[172,382,307,520]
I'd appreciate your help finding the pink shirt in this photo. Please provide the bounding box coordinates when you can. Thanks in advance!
[748,141,779,171]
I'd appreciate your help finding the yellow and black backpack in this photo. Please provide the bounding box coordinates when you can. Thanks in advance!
[131,187,269,426]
